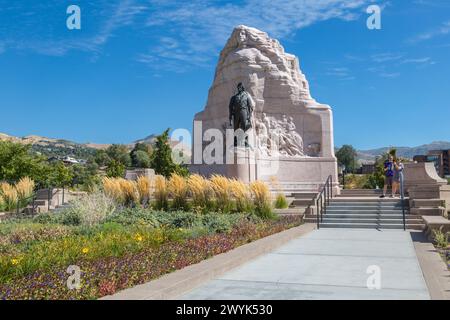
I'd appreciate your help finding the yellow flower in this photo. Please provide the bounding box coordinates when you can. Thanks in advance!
[11,258,20,265]
[135,233,143,242]
[178,228,183,232]
[82,247,89,254]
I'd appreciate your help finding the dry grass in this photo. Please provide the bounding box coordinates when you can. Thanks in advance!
[229,179,253,213]
[15,177,35,200]
[188,174,212,210]
[102,177,138,206]
[102,177,124,204]
[118,179,139,206]
[154,175,168,210]
[210,175,232,213]
[250,181,274,219]
[168,174,189,210]
[0,182,18,211]
[136,176,152,205]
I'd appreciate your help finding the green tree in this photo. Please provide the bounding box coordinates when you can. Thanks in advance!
[132,150,151,168]
[93,150,111,167]
[106,160,126,178]
[106,144,131,167]
[131,143,152,168]
[336,145,358,173]
[150,129,189,177]
[49,161,74,187]
[0,141,49,185]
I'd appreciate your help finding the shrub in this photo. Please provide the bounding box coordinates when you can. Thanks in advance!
[274,193,288,209]
[104,208,160,228]
[63,192,116,227]
[432,227,449,249]
[210,175,232,213]
[229,179,253,213]
[250,181,275,219]
[154,175,168,210]
[168,174,188,210]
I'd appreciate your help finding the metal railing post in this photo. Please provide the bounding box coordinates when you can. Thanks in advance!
[316,198,320,229]
[401,178,406,231]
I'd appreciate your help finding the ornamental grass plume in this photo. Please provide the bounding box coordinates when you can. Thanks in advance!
[250,180,275,219]
[118,179,139,207]
[229,179,253,213]
[188,174,212,210]
[154,175,168,210]
[15,177,35,200]
[102,177,124,204]
[210,175,232,213]
[136,176,152,206]
[0,182,18,211]
[168,173,188,210]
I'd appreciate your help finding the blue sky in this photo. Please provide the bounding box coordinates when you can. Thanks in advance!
[0,0,449,150]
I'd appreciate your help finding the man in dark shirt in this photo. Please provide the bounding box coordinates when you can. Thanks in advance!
[380,155,395,198]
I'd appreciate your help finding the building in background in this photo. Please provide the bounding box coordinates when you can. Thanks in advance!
[413,150,450,178]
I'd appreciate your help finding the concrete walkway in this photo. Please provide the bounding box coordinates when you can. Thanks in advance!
[181,229,430,300]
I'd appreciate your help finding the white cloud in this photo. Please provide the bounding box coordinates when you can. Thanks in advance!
[407,21,450,44]
[371,53,403,63]
[142,0,371,70]
[1,0,147,57]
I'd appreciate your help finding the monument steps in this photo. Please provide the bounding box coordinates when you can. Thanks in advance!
[318,222,425,230]
[303,192,426,230]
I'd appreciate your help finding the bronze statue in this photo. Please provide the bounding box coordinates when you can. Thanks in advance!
[228,82,254,146]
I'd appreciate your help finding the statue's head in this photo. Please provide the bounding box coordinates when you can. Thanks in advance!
[237,82,245,93]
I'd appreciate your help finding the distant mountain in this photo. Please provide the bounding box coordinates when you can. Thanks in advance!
[0,132,191,161]
[356,141,450,163]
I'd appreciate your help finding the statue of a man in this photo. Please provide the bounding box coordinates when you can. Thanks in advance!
[228,82,254,146]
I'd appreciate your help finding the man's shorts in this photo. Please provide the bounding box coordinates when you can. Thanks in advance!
[385,176,393,187]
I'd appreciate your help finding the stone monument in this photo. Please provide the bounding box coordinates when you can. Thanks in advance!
[190,25,338,192]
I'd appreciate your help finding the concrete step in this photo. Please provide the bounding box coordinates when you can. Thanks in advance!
[410,207,445,216]
[310,213,420,219]
[325,209,408,214]
[318,222,425,230]
[411,199,445,207]
[321,218,422,224]
[331,198,403,203]
[341,189,383,195]
[291,199,315,207]
[327,205,404,210]
[274,208,304,215]
[291,192,317,199]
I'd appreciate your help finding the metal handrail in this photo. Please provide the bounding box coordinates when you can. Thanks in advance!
[315,175,333,229]
[400,176,406,231]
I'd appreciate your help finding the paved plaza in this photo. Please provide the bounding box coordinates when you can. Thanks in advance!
[181,229,430,300]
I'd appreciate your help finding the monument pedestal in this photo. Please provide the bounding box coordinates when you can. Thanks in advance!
[226,147,257,183]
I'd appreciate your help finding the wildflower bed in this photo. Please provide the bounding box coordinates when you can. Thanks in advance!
[0,212,301,300]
